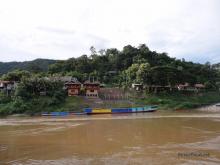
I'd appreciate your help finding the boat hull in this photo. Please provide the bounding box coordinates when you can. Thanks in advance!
[41,106,158,116]
[84,106,158,115]
[87,110,157,115]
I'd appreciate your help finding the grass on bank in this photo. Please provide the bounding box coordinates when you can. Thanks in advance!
[1,91,220,116]
[134,91,220,110]
[0,96,87,116]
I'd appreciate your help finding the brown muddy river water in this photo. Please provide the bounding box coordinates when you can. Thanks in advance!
[0,110,220,165]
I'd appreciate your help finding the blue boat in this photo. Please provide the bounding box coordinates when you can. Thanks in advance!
[41,105,158,116]
[84,105,158,115]
[42,111,70,116]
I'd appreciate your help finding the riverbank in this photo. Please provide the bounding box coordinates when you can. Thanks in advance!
[1,91,220,116]
[134,91,220,110]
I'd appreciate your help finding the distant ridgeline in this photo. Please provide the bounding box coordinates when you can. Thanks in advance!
[0,59,56,75]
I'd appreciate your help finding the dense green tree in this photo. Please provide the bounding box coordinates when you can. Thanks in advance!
[150,66,183,86]
[122,62,151,86]
[2,70,31,81]
[136,63,151,84]
[49,61,66,74]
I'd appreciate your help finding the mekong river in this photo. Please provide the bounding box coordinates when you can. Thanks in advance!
[1,108,220,164]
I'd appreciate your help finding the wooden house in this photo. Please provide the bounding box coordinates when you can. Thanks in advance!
[147,85,176,93]
[177,83,190,91]
[0,81,9,89]
[0,80,16,96]
[177,83,205,92]
[83,80,100,97]
[65,79,82,96]
[194,84,205,89]
[194,83,205,92]
[131,83,143,91]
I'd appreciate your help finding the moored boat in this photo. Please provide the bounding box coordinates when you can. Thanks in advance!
[84,105,158,115]
[41,105,158,116]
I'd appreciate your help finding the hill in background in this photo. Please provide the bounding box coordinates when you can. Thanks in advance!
[0,59,57,75]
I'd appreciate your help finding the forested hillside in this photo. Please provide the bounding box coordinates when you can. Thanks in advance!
[0,59,56,75]
[48,44,219,88]
[1,44,219,88]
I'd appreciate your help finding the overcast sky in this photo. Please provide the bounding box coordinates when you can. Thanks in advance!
[0,0,219,63]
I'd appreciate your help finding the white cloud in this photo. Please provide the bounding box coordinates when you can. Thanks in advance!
[0,0,219,63]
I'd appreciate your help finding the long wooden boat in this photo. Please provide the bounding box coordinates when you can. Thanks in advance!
[42,105,158,116]
[84,106,158,115]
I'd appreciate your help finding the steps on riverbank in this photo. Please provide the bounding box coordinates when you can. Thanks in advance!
[82,96,134,108]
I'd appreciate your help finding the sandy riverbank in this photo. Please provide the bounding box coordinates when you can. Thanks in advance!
[196,103,220,113]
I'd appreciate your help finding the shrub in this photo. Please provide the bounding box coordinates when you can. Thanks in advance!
[0,92,12,104]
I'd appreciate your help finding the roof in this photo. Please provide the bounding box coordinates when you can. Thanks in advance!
[0,80,10,83]
[108,71,117,74]
[0,80,14,84]
[65,81,81,85]
[148,85,172,88]
[64,77,81,85]
[132,83,143,86]
[178,83,189,87]
[84,80,100,85]
[195,84,205,88]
